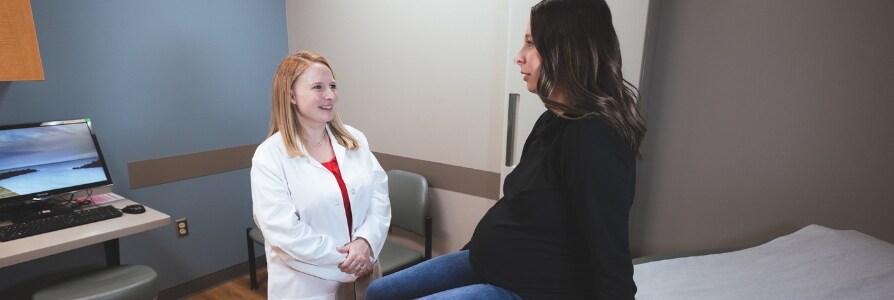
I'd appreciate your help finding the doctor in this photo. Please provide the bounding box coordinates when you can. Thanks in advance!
[251,50,391,300]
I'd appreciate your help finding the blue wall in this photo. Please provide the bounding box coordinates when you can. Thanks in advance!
[0,0,287,297]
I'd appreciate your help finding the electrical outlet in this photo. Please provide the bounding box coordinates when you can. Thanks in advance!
[175,218,189,239]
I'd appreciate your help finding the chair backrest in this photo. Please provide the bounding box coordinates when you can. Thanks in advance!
[386,169,429,237]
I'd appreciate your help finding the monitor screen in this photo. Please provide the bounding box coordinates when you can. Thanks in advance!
[0,119,113,207]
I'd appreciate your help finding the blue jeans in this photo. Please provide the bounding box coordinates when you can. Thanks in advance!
[366,250,521,300]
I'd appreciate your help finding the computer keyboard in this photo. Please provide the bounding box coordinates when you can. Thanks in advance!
[0,206,124,242]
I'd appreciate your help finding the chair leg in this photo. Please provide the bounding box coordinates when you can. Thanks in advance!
[246,227,258,290]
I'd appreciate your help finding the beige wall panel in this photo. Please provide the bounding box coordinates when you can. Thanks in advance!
[375,152,500,200]
[127,144,255,189]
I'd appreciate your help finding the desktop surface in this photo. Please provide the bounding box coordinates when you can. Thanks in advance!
[0,197,170,268]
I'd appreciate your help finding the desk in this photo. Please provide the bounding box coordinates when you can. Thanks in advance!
[0,199,170,268]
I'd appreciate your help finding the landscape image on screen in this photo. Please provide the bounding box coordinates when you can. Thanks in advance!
[0,123,108,200]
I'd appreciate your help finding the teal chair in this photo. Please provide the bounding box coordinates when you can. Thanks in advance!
[379,169,431,275]
[244,169,430,288]
[32,265,159,300]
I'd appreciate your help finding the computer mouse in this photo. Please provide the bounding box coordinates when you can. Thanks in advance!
[122,204,146,214]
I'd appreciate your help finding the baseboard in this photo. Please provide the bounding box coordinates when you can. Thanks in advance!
[158,256,265,300]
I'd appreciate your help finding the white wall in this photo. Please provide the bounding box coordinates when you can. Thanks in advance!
[286,0,509,173]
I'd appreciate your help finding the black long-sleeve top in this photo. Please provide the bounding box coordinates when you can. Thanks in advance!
[469,111,637,299]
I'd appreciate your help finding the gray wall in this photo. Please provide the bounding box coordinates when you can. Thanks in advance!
[0,0,286,298]
[632,0,894,256]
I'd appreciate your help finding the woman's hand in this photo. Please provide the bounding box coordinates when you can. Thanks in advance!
[337,237,373,277]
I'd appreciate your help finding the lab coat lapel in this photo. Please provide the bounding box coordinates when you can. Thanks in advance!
[328,124,347,166]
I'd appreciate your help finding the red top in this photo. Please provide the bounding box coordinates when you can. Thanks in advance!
[321,156,353,238]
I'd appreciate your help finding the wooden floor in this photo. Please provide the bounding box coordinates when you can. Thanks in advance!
[188,268,268,300]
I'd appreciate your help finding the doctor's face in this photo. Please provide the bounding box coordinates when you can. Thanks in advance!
[515,22,542,94]
[291,62,338,127]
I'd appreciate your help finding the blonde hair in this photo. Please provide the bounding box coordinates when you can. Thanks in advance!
[268,50,359,157]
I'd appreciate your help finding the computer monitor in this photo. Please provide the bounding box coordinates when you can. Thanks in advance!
[0,118,113,209]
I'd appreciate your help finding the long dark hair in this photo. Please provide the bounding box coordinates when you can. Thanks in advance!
[531,0,647,158]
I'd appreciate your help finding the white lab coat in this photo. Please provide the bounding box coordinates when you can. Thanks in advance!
[251,125,391,300]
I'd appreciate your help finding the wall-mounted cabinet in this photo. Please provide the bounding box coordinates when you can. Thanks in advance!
[0,0,44,81]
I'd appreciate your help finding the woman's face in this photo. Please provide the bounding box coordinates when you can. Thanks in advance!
[515,22,542,93]
[291,62,338,127]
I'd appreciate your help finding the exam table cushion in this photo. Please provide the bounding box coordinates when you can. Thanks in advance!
[634,224,894,299]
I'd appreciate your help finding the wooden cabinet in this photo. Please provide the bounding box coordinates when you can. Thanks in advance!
[0,0,44,81]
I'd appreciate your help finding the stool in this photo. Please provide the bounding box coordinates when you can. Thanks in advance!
[33,265,159,300]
